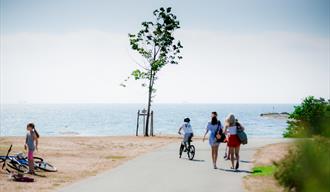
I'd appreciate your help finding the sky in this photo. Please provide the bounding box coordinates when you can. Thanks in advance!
[0,0,329,104]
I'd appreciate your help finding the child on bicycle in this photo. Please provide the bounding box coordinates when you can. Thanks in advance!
[24,123,40,174]
[178,118,194,158]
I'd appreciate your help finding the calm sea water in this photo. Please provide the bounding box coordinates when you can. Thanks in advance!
[0,104,294,137]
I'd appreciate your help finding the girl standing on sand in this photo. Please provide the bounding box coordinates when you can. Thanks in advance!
[224,114,244,170]
[203,112,223,169]
[24,123,39,174]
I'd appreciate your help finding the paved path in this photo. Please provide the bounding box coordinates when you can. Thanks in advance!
[59,138,290,192]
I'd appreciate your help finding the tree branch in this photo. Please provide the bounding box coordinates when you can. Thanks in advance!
[126,48,149,70]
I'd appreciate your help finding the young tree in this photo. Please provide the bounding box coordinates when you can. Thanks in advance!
[127,7,183,136]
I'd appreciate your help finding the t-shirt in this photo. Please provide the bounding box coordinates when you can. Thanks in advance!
[181,122,193,134]
[206,121,223,135]
[206,121,223,145]
[25,131,35,151]
[227,126,237,135]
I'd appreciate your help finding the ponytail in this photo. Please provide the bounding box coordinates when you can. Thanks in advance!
[34,128,40,138]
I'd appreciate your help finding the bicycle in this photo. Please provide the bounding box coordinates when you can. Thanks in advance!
[179,138,195,160]
[0,145,57,173]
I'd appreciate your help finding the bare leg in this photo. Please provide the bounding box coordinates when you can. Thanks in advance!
[28,158,34,173]
[211,146,218,168]
[211,147,215,165]
[234,146,240,169]
[229,147,235,169]
[214,145,219,167]
[179,143,184,157]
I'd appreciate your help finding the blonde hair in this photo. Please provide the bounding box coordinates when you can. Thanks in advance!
[225,113,236,127]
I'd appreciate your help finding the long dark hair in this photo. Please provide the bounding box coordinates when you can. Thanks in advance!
[27,123,40,138]
[211,111,218,125]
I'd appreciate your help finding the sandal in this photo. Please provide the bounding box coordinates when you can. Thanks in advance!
[235,162,239,170]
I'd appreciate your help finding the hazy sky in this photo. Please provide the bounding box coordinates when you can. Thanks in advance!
[0,0,329,104]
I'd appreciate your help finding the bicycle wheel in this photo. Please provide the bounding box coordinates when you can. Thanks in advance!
[34,158,57,172]
[7,160,29,173]
[187,145,195,160]
[0,158,5,169]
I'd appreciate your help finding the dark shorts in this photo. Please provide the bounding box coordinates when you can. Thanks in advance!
[183,133,193,143]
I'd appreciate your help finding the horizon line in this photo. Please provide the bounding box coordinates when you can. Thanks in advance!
[0,102,299,105]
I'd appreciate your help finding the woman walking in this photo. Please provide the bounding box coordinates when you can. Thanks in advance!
[224,114,244,170]
[203,112,223,169]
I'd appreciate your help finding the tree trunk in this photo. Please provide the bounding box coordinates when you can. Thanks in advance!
[144,72,153,137]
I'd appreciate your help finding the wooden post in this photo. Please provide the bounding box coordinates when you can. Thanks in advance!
[136,110,140,136]
[150,111,154,136]
[143,114,146,136]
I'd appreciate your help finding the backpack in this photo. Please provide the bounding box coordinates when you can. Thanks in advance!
[237,125,248,145]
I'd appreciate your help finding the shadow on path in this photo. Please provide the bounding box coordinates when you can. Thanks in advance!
[240,160,253,163]
[181,158,205,162]
[218,168,253,174]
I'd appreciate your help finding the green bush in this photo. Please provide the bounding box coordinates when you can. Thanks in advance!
[274,137,330,192]
[275,96,330,191]
[283,96,330,138]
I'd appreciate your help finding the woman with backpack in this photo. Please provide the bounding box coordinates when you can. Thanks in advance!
[203,112,223,169]
[224,113,245,170]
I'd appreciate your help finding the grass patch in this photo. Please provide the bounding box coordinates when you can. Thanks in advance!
[105,155,126,160]
[252,165,276,176]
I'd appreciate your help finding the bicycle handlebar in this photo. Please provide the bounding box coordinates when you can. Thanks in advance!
[2,144,12,170]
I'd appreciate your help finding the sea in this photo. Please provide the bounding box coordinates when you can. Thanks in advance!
[0,104,294,138]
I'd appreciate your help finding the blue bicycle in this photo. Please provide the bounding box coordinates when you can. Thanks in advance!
[0,145,57,172]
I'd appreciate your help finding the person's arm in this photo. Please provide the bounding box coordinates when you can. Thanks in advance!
[203,128,209,142]
[34,133,38,151]
[178,126,183,135]
[224,126,228,134]
[24,135,27,150]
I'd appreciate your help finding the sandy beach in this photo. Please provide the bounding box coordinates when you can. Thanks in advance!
[0,136,181,192]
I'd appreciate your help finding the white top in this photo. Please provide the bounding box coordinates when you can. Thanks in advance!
[227,126,237,135]
[181,122,193,134]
